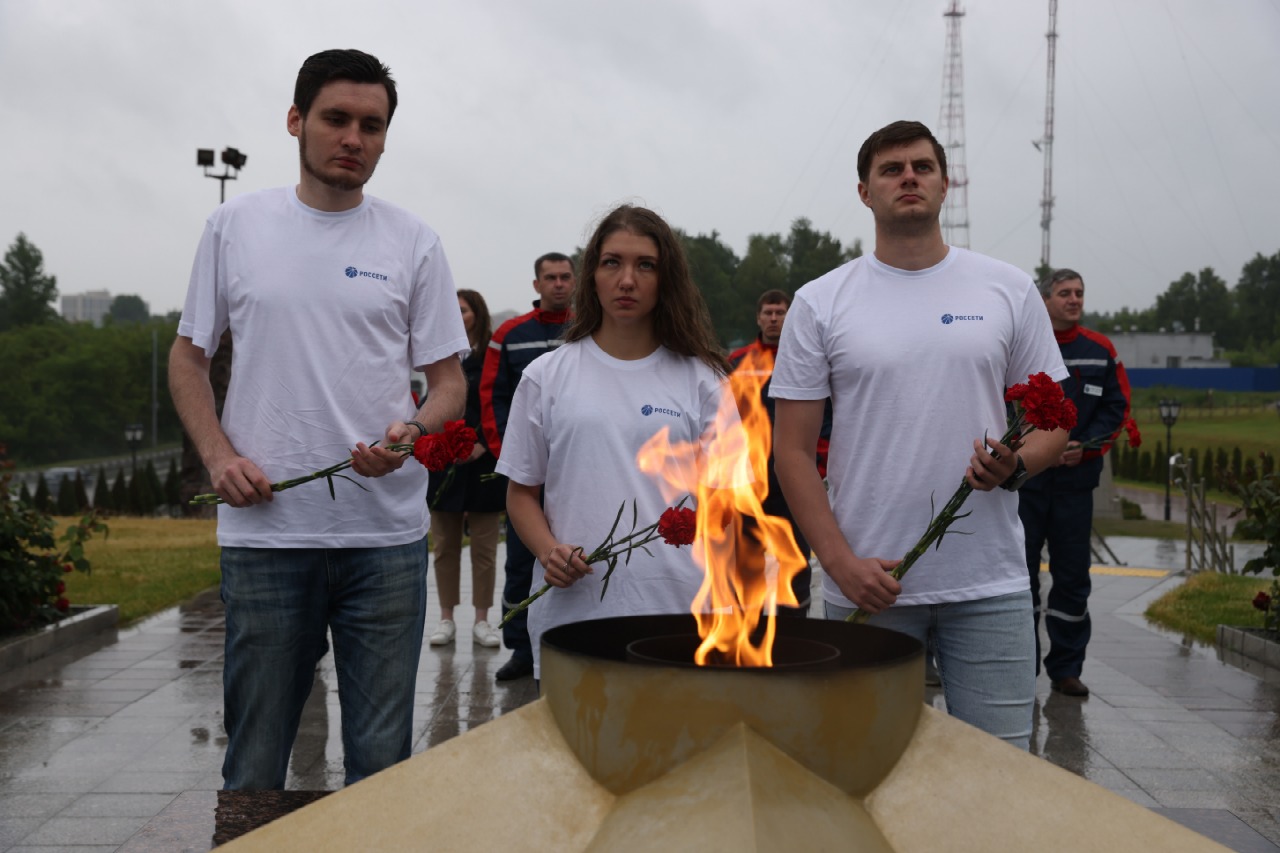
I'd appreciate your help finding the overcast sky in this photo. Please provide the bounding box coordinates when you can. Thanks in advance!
[3,0,1278,321]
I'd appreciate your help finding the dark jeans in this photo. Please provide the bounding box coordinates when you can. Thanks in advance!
[219,539,427,789]
[1019,488,1094,680]
[499,517,535,662]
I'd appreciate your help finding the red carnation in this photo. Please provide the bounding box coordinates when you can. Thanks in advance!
[1124,418,1142,449]
[56,581,65,594]
[55,597,70,613]
[1253,591,1272,612]
[64,563,73,573]
[657,506,697,547]
[413,435,455,472]
[1017,372,1078,432]
[443,420,478,462]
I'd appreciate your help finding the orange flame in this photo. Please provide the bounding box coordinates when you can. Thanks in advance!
[636,347,809,666]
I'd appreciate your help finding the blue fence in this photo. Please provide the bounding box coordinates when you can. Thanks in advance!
[1126,367,1280,392]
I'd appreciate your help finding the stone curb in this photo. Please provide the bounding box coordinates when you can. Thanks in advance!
[1215,624,1280,682]
[0,604,119,673]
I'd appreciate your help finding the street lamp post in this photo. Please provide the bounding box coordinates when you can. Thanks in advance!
[1158,399,1181,521]
[125,423,144,475]
[197,147,248,203]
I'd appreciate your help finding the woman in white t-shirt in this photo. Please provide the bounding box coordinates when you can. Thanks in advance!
[494,204,734,678]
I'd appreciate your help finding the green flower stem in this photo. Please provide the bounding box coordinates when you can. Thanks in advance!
[848,421,1027,624]
[496,497,691,629]
[189,442,415,506]
[429,465,457,510]
[496,523,666,629]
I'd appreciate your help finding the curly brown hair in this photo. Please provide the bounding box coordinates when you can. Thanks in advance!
[564,205,729,376]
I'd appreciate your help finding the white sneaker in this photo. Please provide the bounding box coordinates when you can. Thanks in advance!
[429,619,456,646]
[472,621,500,648]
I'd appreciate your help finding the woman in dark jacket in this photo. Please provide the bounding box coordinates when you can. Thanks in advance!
[427,289,507,647]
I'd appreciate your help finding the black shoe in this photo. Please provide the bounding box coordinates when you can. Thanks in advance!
[1051,676,1089,697]
[495,656,533,682]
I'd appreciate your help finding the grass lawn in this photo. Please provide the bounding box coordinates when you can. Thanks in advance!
[56,515,220,626]
[1129,410,1279,461]
[1144,571,1273,645]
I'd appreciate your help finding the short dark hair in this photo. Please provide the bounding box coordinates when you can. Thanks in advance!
[534,252,573,278]
[1039,268,1084,298]
[756,289,791,313]
[294,49,398,125]
[857,120,947,183]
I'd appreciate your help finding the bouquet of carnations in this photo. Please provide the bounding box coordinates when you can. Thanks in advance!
[190,420,477,505]
[849,372,1078,623]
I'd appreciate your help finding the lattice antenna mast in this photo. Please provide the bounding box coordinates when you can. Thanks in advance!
[938,1,970,249]
[1035,0,1059,268]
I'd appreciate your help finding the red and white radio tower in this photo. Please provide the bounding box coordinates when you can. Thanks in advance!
[1035,0,1059,269]
[938,1,970,249]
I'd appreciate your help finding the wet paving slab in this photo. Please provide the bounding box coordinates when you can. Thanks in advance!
[0,538,1276,850]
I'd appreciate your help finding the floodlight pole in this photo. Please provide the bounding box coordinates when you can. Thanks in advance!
[197,147,248,204]
[1158,400,1181,521]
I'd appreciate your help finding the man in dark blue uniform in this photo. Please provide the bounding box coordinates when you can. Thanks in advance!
[1019,268,1130,697]
[480,253,574,681]
[729,290,831,616]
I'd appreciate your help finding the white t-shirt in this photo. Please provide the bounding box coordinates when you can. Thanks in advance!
[770,248,1068,607]
[178,187,469,548]
[495,337,741,677]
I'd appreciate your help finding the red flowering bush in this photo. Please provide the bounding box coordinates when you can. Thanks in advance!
[1226,460,1280,637]
[850,372,1078,623]
[500,498,695,627]
[1,445,108,633]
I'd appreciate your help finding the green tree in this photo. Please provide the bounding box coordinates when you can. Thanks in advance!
[1153,268,1231,342]
[784,218,859,293]
[110,470,127,511]
[680,230,744,347]
[164,459,181,507]
[108,294,150,325]
[0,233,59,332]
[72,471,89,511]
[0,317,181,465]
[92,468,111,510]
[33,475,50,511]
[1233,250,1280,351]
[55,475,77,515]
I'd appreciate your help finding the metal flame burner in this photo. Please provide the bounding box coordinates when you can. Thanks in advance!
[626,633,842,671]
[541,614,924,798]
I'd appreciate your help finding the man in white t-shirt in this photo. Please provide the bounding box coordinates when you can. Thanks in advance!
[771,120,1068,749]
[169,49,467,789]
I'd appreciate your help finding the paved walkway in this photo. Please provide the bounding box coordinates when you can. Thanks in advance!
[0,537,1277,851]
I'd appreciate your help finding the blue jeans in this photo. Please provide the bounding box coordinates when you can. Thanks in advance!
[220,540,427,789]
[825,591,1035,750]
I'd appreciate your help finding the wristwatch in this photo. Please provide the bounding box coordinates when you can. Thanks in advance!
[1000,454,1030,491]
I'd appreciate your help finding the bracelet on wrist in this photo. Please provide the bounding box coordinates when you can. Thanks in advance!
[406,420,428,439]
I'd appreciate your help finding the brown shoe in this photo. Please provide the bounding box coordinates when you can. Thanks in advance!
[1051,676,1089,697]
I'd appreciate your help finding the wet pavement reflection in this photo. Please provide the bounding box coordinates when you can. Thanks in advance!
[1,538,1277,851]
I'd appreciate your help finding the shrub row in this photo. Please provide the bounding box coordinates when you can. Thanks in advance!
[1110,443,1275,489]
[20,459,182,517]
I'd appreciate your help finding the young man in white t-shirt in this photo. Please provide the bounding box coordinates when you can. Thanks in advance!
[771,120,1068,749]
[169,50,467,789]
